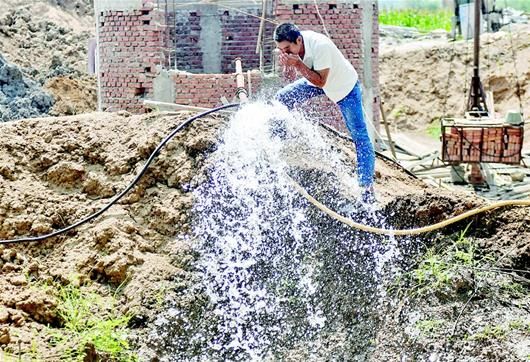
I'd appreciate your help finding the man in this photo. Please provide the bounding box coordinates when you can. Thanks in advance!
[273,23,376,203]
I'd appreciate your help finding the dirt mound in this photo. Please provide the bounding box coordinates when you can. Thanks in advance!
[0,53,54,121]
[44,75,97,116]
[0,7,93,76]
[0,111,221,358]
[0,110,528,359]
[0,4,96,120]
[380,24,530,131]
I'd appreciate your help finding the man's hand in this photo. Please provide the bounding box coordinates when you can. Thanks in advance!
[278,53,302,68]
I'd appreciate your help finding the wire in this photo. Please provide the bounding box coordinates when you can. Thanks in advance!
[0,103,240,245]
[313,0,331,38]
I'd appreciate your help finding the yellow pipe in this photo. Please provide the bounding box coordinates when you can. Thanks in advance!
[289,176,530,236]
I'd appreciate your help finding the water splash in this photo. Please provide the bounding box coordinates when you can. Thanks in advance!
[148,102,403,361]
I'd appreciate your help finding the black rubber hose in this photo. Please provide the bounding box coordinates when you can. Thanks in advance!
[0,103,240,245]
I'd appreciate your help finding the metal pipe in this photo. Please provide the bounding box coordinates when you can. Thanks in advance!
[234,58,248,103]
[473,0,480,76]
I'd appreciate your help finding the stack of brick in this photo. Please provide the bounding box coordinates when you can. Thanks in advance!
[442,125,523,164]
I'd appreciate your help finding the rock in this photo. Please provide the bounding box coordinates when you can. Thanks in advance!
[0,53,54,122]
[0,308,9,323]
[93,252,142,284]
[0,327,10,345]
[9,275,27,286]
[9,310,24,326]
[82,173,114,197]
[117,110,131,117]
[510,171,525,182]
[3,263,22,272]
[16,292,58,324]
[1,248,16,262]
[46,161,85,186]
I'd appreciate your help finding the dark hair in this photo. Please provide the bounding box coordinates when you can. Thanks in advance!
[273,23,301,43]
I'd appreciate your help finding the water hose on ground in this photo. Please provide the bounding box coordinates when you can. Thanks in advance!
[1,102,529,244]
[289,177,530,236]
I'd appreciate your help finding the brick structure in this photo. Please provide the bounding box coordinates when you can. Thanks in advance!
[95,0,380,132]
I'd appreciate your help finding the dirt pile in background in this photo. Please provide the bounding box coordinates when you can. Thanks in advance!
[380,24,530,131]
[44,75,97,116]
[0,1,96,120]
[0,6,93,78]
[0,53,54,121]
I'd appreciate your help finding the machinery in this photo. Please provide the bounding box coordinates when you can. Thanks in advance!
[442,0,525,185]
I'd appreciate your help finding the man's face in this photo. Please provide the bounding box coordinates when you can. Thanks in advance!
[276,36,302,55]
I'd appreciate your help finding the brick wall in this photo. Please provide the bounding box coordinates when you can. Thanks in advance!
[172,7,274,74]
[173,72,263,108]
[98,0,164,113]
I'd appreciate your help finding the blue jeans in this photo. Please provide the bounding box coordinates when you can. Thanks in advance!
[276,79,375,188]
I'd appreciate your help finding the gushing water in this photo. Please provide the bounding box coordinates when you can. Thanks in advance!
[148,102,402,361]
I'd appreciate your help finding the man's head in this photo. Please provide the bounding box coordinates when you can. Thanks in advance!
[274,23,303,55]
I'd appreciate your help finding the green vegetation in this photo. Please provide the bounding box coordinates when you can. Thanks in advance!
[469,324,507,341]
[49,284,137,361]
[427,120,442,140]
[508,319,530,333]
[416,319,445,335]
[379,8,452,32]
[379,0,447,11]
[379,0,530,12]
[503,0,530,12]
[411,226,476,297]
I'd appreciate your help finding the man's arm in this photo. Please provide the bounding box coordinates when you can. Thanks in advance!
[296,62,329,88]
[279,53,329,88]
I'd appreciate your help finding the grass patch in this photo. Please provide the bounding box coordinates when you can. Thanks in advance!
[416,319,445,335]
[508,319,530,334]
[379,8,452,33]
[49,284,137,361]
[426,120,442,140]
[469,325,507,341]
[504,0,530,12]
[410,226,477,298]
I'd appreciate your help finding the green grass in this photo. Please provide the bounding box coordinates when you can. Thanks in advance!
[469,325,507,341]
[416,319,445,335]
[379,0,445,11]
[50,284,137,361]
[503,0,530,12]
[379,8,452,33]
[379,0,530,12]
[427,120,442,140]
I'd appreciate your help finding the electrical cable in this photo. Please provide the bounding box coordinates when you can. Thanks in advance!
[0,103,240,245]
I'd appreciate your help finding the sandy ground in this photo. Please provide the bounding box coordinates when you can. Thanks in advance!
[0,2,528,359]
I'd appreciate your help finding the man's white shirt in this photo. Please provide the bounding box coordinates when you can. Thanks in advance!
[300,30,358,103]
